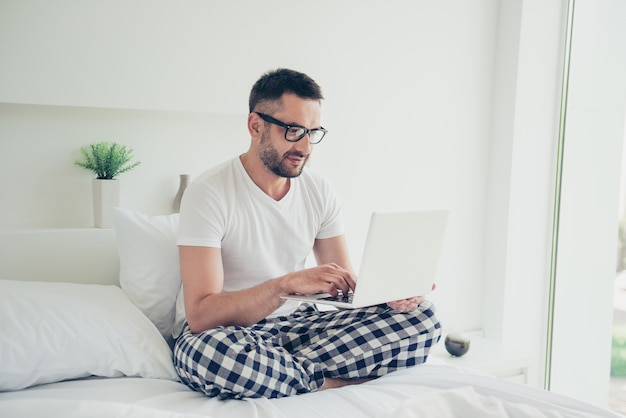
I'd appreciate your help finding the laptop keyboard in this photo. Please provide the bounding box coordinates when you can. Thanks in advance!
[319,293,354,303]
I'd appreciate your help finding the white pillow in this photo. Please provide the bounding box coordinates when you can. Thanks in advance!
[0,280,179,391]
[113,208,181,340]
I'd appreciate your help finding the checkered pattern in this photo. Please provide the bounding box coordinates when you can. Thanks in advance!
[174,301,441,399]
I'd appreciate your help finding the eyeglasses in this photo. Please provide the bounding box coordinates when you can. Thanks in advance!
[254,112,327,144]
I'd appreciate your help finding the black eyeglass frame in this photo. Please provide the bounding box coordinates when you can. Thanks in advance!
[254,112,327,144]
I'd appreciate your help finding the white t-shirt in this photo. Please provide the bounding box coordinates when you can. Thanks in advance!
[174,157,344,332]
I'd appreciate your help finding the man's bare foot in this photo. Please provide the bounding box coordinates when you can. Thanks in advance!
[319,376,375,391]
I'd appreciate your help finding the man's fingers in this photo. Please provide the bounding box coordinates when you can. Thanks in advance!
[326,274,351,295]
[323,264,356,293]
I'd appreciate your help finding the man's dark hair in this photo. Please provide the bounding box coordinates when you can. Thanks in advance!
[249,68,324,113]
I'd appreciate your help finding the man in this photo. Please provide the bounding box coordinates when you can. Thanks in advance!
[174,68,441,399]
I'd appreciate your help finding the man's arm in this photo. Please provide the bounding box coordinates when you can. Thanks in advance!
[313,235,356,276]
[180,240,356,333]
[179,246,285,332]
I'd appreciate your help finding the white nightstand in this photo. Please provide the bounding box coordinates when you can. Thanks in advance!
[431,333,536,384]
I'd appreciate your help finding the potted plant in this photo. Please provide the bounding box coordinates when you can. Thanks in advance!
[75,142,140,228]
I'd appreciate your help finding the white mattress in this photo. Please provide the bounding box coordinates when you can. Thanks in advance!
[0,363,619,418]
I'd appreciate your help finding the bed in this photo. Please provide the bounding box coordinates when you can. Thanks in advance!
[0,208,621,418]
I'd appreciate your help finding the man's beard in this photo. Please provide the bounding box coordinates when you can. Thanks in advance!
[259,131,309,178]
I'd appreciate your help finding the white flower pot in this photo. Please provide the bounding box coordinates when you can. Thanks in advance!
[92,179,120,228]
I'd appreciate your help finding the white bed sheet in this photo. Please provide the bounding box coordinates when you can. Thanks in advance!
[0,363,619,418]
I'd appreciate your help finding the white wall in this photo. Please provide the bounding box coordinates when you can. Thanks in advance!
[0,0,504,336]
[0,0,576,391]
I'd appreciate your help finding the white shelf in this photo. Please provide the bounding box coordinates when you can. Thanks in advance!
[431,334,536,384]
[0,229,119,285]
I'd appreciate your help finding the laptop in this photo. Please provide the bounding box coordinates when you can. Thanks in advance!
[281,210,448,309]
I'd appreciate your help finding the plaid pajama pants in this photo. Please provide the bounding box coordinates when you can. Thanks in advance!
[173,300,441,399]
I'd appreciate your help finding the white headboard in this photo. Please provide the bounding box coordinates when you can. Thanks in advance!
[0,229,119,285]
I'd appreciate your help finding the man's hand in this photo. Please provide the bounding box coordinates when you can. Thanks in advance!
[387,296,421,312]
[387,283,437,312]
[280,263,356,297]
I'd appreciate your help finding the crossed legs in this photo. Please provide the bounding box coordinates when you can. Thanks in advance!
[174,301,441,399]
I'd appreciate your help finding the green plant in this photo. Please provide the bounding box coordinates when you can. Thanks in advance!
[612,325,626,377]
[74,142,140,179]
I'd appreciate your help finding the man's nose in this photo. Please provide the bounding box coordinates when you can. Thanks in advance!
[294,135,312,153]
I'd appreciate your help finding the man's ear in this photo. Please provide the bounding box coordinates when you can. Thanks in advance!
[248,113,262,140]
